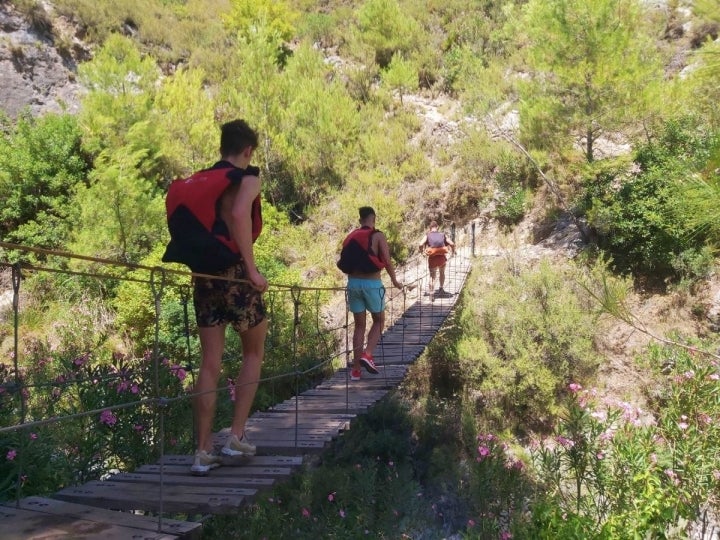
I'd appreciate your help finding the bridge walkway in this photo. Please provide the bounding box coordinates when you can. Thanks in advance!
[2,250,472,539]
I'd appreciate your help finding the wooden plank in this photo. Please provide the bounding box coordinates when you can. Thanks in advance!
[224,438,326,453]
[268,404,371,415]
[55,481,253,514]
[108,472,277,487]
[0,496,202,540]
[8,496,200,538]
[223,430,334,443]
[84,480,257,496]
[0,504,179,540]
[245,419,350,431]
[158,454,303,467]
[220,426,340,438]
[299,389,389,398]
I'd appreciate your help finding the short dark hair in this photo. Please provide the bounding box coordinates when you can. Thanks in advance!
[220,119,258,157]
[359,206,376,220]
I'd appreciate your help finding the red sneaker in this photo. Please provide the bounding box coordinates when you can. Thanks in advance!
[350,369,361,381]
[359,352,379,374]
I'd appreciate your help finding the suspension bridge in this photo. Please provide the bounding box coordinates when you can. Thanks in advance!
[0,231,476,539]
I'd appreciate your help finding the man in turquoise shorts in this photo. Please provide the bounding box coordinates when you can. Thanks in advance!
[337,207,403,380]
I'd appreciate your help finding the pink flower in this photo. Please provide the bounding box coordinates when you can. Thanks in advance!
[501,532,513,540]
[664,469,680,485]
[301,508,310,518]
[6,449,17,461]
[568,383,582,393]
[556,436,575,448]
[478,445,491,458]
[328,492,335,502]
[339,509,346,518]
[170,365,187,381]
[130,384,139,394]
[678,421,689,430]
[100,409,117,426]
[708,373,719,381]
[713,470,720,481]
[467,519,476,528]
[29,433,37,440]
[73,355,86,366]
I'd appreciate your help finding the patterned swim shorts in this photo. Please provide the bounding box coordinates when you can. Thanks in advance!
[193,260,266,333]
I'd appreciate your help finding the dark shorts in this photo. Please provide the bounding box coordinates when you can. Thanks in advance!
[193,260,266,333]
[428,254,447,270]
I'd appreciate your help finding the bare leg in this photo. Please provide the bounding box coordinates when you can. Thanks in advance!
[365,311,385,357]
[352,311,367,370]
[195,324,226,452]
[429,266,436,292]
[230,318,268,437]
[439,264,446,290]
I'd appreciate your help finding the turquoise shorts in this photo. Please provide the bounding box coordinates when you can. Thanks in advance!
[347,277,385,314]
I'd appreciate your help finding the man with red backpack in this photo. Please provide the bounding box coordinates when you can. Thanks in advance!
[337,207,403,381]
[163,119,268,475]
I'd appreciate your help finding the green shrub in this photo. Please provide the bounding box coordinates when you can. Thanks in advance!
[456,259,601,433]
[0,113,89,254]
[494,185,531,226]
[584,118,719,281]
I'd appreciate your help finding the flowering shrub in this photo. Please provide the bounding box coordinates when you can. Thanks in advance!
[0,342,192,501]
[521,344,720,537]
[465,432,527,539]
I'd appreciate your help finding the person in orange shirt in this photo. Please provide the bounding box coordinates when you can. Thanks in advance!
[418,220,455,295]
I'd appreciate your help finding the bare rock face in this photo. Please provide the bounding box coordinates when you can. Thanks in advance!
[0,2,84,118]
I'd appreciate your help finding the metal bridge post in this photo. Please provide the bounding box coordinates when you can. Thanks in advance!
[471,222,476,257]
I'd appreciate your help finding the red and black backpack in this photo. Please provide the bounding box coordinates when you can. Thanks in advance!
[337,226,386,274]
[162,165,261,274]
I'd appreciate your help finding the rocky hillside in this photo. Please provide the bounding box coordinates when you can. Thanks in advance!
[0,2,85,118]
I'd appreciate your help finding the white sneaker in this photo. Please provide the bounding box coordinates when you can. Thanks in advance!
[190,450,221,476]
[222,433,256,457]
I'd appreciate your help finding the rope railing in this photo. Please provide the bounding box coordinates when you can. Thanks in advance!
[0,225,475,529]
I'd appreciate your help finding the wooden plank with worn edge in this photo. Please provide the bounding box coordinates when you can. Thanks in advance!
[158,454,303,467]
[2,496,201,539]
[54,482,251,514]
[108,471,277,488]
[0,503,179,540]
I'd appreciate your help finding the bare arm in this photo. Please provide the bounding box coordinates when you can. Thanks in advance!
[445,235,455,253]
[228,175,267,291]
[418,234,428,253]
[376,233,403,289]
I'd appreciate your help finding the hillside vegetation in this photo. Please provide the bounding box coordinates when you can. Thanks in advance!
[2,0,720,538]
